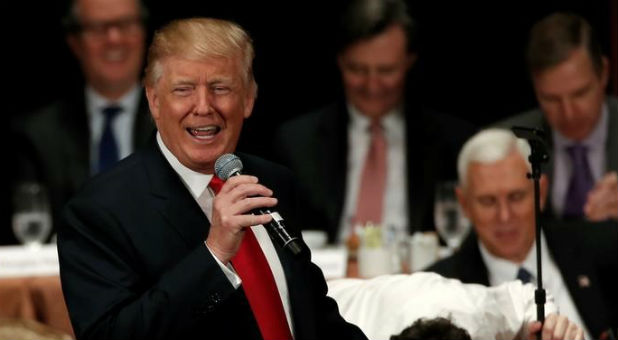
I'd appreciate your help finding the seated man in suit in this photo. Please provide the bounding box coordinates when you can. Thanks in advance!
[10,0,155,240]
[57,18,367,340]
[427,128,618,339]
[329,272,586,340]
[497,12,617,222]
[274,0,476,244]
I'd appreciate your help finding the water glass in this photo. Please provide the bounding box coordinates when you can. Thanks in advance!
[434,181,470,249]
[12,182,52,249]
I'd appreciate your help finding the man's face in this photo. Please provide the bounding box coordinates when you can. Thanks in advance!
[456,151,547,262]
[146,55,255,174]
[68,0,145,98]
[532,47,608,141]
[338,24,414,119]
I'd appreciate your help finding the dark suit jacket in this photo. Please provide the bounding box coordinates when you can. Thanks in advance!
[11,90,154,243]
[274,99,476,243]
[495,96,618,219]
[427,221,618,339]
[58,138,366,340]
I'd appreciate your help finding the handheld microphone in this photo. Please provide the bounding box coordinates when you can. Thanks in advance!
[214,153,303,256]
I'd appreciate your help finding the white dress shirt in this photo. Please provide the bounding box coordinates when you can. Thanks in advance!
[479,235,591,339]
[86,84,142,174]
[551,104,608,215]
[338,104,409,241]
[156,133,294,337]
[328,272,557,340]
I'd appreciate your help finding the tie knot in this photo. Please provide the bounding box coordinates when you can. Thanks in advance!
[369,120,383,134]
[102,105,123,119]
[208,176,225,194]
[565,143,588,159]
[516,267,533,284]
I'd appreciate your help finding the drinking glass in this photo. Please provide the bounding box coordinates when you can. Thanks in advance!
[434,181,470,250]
[12,182,52,249]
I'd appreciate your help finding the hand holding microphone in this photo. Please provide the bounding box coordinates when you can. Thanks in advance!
[205,173,278,263]
[206,154,303,263]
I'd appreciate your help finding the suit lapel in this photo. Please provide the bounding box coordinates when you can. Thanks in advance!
[545,228,609,338]
[456,232,491,285]
[142,138,210,247]
[62,95,91,193]
[317,102,348,240]
[133,93,156,148]
[605,97,618,173]
[406,108,436,233]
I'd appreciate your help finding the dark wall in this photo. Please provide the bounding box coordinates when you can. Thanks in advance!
[6,0,615,158]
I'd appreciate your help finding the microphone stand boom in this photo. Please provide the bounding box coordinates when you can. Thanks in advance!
[511,126,549,340]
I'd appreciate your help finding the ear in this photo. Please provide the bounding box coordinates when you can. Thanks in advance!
[455,185,471,219]
[243,85,256,119]
[600,56,609,88]
[336,53,345,70]
[145,85,160,121]
[66,35,82,60]
[405,52,418,70]
[539,174,549,211]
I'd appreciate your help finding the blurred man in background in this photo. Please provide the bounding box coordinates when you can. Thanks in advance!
[11,0,154,241]
[427,129,618,339]
[274,0,475,244]
[497,12,617,222]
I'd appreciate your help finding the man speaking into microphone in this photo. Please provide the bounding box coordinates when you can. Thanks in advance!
[57,18,366,340]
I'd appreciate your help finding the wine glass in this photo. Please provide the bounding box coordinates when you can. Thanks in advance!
[434,181,470,250]
[12,182,52,249]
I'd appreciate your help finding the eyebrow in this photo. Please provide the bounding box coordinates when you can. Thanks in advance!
[208,76,235,85]
[171,79,196,86]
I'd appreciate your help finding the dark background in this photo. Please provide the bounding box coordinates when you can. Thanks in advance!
[6,0,617,159]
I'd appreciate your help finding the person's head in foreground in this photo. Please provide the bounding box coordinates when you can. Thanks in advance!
[390,317,471,340]
[144,18,257,174]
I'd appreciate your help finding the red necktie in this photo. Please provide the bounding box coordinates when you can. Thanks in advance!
[208,176,293,340]
[354,120,387,225]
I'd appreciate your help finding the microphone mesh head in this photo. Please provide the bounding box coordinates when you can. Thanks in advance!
[214,153,243,180]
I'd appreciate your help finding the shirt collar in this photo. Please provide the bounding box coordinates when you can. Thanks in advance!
[85,83,141,118]
[347,103,404,132]
[478,232,549,285]
[553,102,608,150]
[156,132,213,199]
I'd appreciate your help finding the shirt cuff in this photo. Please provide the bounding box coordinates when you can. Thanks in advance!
[204,242,242,288]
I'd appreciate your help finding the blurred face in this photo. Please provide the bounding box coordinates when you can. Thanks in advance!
[338,24,415,119]
[456,151,547,263]
[146,55,255,174]
[67,0,145,99]
[532,47,608,141]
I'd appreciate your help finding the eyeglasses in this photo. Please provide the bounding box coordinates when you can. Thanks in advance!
[78,16,143,38]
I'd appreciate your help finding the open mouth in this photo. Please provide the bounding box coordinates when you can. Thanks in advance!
[104,49,127,62]
[187,125,221,140]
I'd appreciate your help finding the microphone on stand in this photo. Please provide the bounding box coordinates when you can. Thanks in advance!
[214,153,304,256]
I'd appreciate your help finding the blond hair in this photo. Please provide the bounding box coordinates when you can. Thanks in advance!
[143,18,256,93]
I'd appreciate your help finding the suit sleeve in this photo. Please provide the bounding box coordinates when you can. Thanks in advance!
[58,197,237,340]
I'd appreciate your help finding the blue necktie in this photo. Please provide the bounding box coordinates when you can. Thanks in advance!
[98,105,122,173]
[516,267,533,284]
[564,144,594,217]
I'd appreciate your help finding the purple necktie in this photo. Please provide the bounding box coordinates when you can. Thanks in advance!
[563,144,594,217]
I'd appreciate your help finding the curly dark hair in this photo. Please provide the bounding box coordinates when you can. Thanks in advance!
[390,317,472,340]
